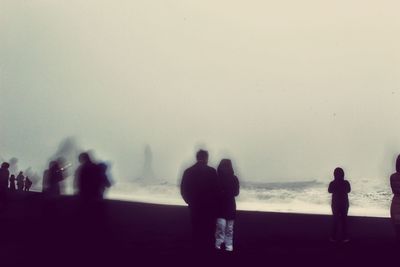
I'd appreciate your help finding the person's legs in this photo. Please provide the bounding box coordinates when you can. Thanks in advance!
[331,207,339,241]
[341,207,349,240]
[215,218,226,249]
[190,209,202,250]
[395,225,400,242]
[224,220,234,251]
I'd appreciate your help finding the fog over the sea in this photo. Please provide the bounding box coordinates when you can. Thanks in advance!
[1,1,400,188]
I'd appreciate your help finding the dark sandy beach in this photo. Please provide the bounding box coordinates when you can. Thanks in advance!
[0,192,397,266]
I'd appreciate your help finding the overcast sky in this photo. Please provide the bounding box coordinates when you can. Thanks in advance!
[1,0,400,183]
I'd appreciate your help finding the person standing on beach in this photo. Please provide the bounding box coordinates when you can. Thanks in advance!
[181,149,218,251]
[0,162,10,207]
[9,175,16,191]
[0,162,10,189]
[24,177,33,191]
[328,167,351,242]
[75,152,105,201]
[47,161,64,196]
[16,171,25,191]
[214,159,240,252]
[390,155,400,242]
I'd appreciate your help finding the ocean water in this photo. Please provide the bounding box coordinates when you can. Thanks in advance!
[107,179,393,218]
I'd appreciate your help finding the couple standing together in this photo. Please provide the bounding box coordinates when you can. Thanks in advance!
[181,150,240,252]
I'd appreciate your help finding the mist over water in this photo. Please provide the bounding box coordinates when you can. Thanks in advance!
[1,1,400,216]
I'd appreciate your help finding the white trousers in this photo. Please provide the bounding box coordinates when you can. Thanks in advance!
[215,218,234,251]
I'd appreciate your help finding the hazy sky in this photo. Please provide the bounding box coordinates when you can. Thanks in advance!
[1,0,400,183]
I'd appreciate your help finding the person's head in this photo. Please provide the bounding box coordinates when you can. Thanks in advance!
[196,149,208,164]
[49,161,57,169]
[396,154,400,173]
[19,171,23,175]
[1,162,10,169]
[79,152,91,164]
[217,159,234,177]
[333,167,344,181]
[10,175,15,179]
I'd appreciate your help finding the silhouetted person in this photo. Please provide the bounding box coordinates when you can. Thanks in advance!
[9,175,16,191]
[328,167,351,242]
[47,161,64,196]
[97,163,112,199]
[0,162,10,207]
[42,168,50,193]
[75,152,105,201]
[0,162,9,190]
[74,152,111,252]
[181,149,218,251]
[390,155,400,242]
[24,177,32,191]
[214,159,240,252]
[16,171,25,191]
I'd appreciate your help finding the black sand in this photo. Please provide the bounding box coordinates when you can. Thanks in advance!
[0,192,397,266]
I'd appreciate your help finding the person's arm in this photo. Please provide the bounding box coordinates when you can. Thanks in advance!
[346,181,351,193]
[390,175,400,195]
[180,170,190,204]
[233,176,240,197]
[328,182,334,193]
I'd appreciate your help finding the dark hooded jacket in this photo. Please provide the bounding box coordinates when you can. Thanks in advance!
[215,173,240,220]
[0,165,10,191]
[328,178,351,208]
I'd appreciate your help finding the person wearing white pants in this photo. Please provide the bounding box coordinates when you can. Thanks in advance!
[215,218,235,251]
[214,159,240,252]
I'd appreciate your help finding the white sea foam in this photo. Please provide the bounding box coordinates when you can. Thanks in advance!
[106,179,393,218]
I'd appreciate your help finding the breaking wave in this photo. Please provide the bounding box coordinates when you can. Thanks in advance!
[107,179,392,218]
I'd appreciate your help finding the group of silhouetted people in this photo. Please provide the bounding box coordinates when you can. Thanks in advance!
[181,150,240,252]
[179,150,400,251]
[4,148,400,254]
[0,163,33,193]
[40,153,112,201]
[0,152,112,212]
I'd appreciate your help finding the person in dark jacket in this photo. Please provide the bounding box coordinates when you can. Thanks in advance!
[16,171,25,191]
[0,162,10,207]
[181,149,218,251]
[47,161,64,196]
[214,159,240,252]
[9,175,16,191]
[390,154,400,242]
[75,152,110,201]
[328,167,351,242]
[24,177,33,191]
[0,162,10,190]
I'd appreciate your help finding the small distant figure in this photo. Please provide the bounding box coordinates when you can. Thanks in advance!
[0,162,10,190]
[214,159,240,252]
[390,155,400,242]
[16,171,25,191]
[42,167,50,193]
[181,149,218,251]
[328,167,351,242]
[9,175,16,191]
[24,177,32,191]
[0,162,10,206]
